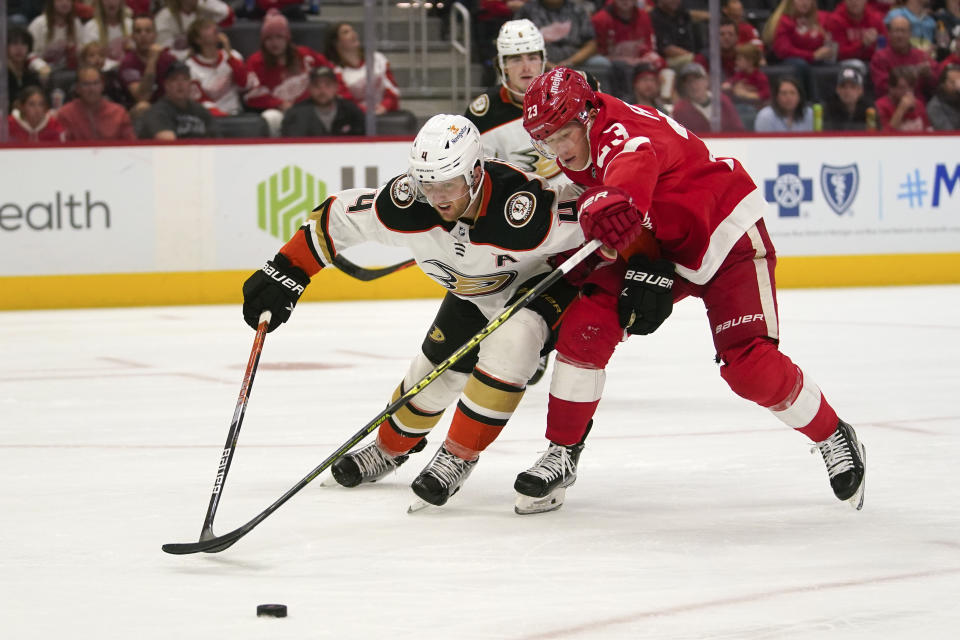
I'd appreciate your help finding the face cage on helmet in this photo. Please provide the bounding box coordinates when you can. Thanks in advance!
[407,164,483,208]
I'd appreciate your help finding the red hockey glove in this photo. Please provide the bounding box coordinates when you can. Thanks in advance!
[577,186,644,253]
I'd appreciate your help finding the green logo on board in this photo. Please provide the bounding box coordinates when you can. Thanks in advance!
[257,166,326,240]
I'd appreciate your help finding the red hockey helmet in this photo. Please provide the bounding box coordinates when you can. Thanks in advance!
[522,67,597,155]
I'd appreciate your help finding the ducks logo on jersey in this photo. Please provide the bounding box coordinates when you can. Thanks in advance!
[422,260,517,296]
[504,191,536,228]
[469,94,490,117]
[390,176,415,209]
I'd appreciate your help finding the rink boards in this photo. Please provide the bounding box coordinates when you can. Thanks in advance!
[1,134,958,310]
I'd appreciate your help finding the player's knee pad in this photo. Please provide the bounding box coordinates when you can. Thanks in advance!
[719,336,799,407]
[550,357,606,403]
[476,308,549,386]
[555,291,623,369]
[403,351,469,413]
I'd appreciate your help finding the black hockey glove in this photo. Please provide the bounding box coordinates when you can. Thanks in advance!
[618,254,675,336]
[242,253,310,332]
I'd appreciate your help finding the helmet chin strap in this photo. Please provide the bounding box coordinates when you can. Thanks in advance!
[466,167,485,208]
[503,81,525,102]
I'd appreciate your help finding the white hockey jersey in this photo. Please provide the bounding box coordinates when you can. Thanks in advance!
[185,49,256,116]
[289,161,586,319]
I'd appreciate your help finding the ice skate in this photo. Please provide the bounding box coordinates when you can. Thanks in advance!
[527,353,550,386]
[513,439,585,515]
[331,438,426,488]
[813,420,866,510]
[408,445,478,510]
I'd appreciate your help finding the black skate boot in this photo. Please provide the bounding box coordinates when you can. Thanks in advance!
[513,421,591,515]
[813,420,866,510]
[527,353,551,386]
[408,445,478,509]
[331,438,426,488]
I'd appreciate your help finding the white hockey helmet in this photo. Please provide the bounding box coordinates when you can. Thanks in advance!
[497,19,546,82]
[408,114,484,203]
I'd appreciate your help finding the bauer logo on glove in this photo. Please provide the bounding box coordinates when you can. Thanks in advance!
[262,262,307,296]
[242,253,310,332]
[624,268,673,290]
[618,254,675,336]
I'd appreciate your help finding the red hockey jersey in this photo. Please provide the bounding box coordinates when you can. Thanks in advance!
[244,46,336,110]
[558,95,759,284]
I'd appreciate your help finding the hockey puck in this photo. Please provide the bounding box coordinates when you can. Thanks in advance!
[256,604,287,618]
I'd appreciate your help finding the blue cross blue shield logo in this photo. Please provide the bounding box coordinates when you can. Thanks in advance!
[820,164,859,215]
[764,164,813,217]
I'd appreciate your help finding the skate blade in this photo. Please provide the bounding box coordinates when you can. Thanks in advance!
[847,443,866,511]
[407,498,432,514]
[514,487,567,515]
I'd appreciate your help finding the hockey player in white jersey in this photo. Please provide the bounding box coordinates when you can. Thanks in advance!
[241,114,586,509]
[464,19,599,187]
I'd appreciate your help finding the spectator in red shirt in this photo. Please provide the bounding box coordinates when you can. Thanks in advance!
[826,0,886,69]
[764,0,836,96]
[870,14,937,96]
[7,85,66,142]
[727,42,770,102]
[719,17,740,78]
[764,0,834,64]
[56,65,136,140]
[723,41,769,129]
[722,0,765,52]
[119,14,179,119]
[591,0,665,99]
[672,61,746,132]
[875,64,932,130]
[244,9,336,135]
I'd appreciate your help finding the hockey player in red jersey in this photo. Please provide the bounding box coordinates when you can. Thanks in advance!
[241,114,586,510]
[515,67,866,515]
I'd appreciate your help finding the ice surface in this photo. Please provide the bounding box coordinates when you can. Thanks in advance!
[2,286,959,639]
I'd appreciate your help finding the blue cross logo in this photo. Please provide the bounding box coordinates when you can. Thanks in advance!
[765,164,813,217]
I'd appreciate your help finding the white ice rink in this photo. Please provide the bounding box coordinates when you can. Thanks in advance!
[2,285,959,639]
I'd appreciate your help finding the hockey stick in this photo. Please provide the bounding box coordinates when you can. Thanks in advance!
[162,239,602,555]
[332,254,416,282]
[194,310,271,549]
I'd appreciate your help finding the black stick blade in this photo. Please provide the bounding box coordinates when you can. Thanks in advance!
[161,532,241,555]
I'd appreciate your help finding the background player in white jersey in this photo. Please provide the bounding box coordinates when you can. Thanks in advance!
[464,19,599,187]
[241,114,586,509]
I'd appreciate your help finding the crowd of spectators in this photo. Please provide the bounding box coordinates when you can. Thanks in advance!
[476,0,959,133]
[5,0,401,141]
[6,0,960,143]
